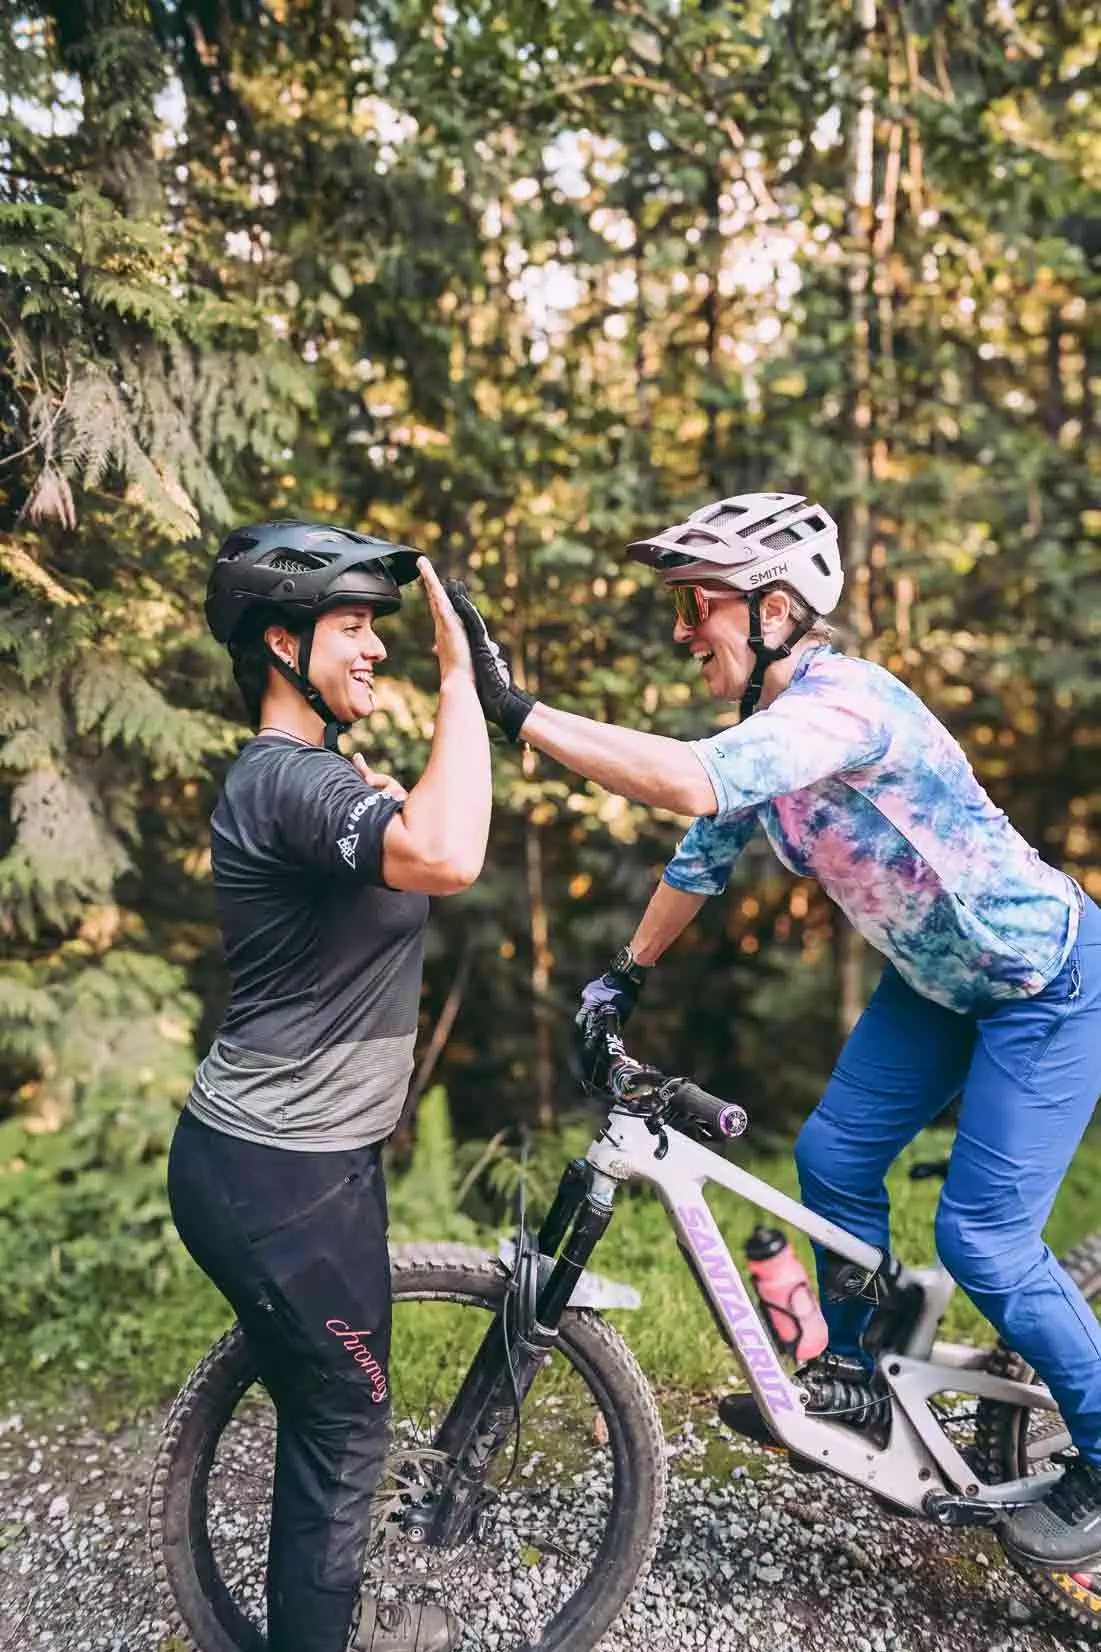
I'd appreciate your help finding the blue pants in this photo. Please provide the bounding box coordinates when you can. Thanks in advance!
[795,894,1101,1462]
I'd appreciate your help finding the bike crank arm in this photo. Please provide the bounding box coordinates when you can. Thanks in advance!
[923,1491,1019,1530]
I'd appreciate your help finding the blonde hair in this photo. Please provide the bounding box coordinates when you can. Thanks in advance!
[759,581,835,642]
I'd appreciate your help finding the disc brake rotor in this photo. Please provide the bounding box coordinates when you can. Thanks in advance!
[364,1445,504,1587]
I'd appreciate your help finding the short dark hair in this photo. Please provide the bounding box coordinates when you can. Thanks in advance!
[227,605,311,728]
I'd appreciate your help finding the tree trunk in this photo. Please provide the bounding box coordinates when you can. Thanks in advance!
[838,0,879,1038]
[702,163,723,492]
[523,743,557,1130]
[54,0,163,218]
[397,939,474,1145]
[505,516,557,1133]
[846,0,877,646]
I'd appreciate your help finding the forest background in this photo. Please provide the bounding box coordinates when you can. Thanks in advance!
[0,0,1097,1399]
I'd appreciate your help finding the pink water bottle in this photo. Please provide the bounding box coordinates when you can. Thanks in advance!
[746,1224,829,1363]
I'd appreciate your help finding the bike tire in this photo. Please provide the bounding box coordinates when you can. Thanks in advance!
[972,1231,1101,1637]
[148,1242,666,1652]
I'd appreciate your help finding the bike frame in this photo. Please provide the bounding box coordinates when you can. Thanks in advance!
[585,1108,1064,1516]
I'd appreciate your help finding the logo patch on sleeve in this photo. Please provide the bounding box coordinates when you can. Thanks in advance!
[347,793,380,825]
[337,833,359,869]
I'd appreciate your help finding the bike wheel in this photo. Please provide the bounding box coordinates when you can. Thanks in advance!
[149,1242,666,1652]
[972,1232,1101,1637]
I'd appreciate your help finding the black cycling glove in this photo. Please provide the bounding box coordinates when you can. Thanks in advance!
[444,579,535,743]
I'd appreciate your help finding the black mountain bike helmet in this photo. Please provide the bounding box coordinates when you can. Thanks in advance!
[206,519,422,748]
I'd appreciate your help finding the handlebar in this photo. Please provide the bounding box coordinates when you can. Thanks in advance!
[582,1008,748,1142]
[667,1079,748,1141]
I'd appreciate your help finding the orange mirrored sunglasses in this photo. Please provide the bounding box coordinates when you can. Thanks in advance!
[670,585,743,628]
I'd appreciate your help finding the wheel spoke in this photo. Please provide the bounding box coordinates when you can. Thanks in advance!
[154,1260,664,1652]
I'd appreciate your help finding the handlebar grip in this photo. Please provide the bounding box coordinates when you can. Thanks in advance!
[667,1080,748,1140]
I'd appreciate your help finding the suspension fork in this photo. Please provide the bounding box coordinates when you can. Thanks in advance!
[428,1157,617,1539]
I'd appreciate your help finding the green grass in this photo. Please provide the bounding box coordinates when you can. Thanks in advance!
[2,1122,1100,1420]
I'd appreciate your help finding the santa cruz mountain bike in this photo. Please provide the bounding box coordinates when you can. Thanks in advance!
[150,1012,1101,1649]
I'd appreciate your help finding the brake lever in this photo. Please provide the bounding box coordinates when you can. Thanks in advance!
[607,1060,665,1106]
[582,1011,689,1149]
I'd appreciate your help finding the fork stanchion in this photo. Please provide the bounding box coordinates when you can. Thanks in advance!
[537,1156,592,1256]
[534,1182,617,1329]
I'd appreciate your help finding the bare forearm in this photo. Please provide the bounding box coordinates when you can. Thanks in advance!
[520,703,717,817]
[402,674,492,882]
[629,879,708,966]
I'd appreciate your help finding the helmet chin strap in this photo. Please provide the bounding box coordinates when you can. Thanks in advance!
[266,624,349,752]
[739,592,812,719]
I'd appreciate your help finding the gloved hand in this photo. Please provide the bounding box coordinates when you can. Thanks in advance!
[578,968,642,1026]
[575,948,650,1037]
[444,579,535,742]
[575,951,651,1089]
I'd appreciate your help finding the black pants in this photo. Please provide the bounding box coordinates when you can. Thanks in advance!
[168,1108,392,1652]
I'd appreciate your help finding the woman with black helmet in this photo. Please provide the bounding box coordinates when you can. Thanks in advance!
[168,521,489,1652]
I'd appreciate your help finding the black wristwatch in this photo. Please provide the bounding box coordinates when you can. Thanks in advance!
[608,945,651,988]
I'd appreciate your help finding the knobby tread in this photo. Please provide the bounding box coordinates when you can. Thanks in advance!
[148,1242,666,1652]
[972,1231,1101,1638]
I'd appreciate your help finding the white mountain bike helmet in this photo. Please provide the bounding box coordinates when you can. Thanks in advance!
[627,493,843,715]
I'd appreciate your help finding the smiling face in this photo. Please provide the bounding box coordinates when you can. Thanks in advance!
[671,586,753,702]
[267,603,387,723]
[670,584,794,704]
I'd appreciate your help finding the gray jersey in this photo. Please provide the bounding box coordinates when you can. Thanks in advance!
[188,735,429,1151]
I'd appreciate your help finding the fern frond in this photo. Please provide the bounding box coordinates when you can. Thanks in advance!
[0,766,132,938]
[87,274,178,330]
[67,652,235,773]
[22,464,77,530]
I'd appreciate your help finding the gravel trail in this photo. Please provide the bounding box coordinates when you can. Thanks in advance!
[0,1402,1093,1652]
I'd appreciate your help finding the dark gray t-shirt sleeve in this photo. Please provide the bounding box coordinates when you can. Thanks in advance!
[271,749,404,885]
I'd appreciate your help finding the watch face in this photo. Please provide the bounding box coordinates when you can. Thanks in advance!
[610,946,635,976]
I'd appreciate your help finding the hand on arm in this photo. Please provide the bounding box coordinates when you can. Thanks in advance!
[351,753,408,801]
[380,560,493,895]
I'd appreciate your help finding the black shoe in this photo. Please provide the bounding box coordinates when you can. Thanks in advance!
[717,1351,889,1468]
[1002,1458,1101,1569]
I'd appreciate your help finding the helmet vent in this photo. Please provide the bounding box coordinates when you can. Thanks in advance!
[220,533,259,561]
[264,553,328,573]
[760,528,799,551]
[812,552,831,575]
[707,506,749,529]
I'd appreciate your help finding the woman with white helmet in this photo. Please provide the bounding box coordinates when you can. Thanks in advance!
[448,492,1101,1571]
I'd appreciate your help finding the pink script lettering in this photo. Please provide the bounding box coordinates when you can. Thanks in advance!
[325,1318,389,1403]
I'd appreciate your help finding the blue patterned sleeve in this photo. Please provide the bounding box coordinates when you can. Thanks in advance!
[663,811,758,896]
[691,677,888,823]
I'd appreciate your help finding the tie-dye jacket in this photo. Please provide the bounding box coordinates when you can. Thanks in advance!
[666,645,1079,1014]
